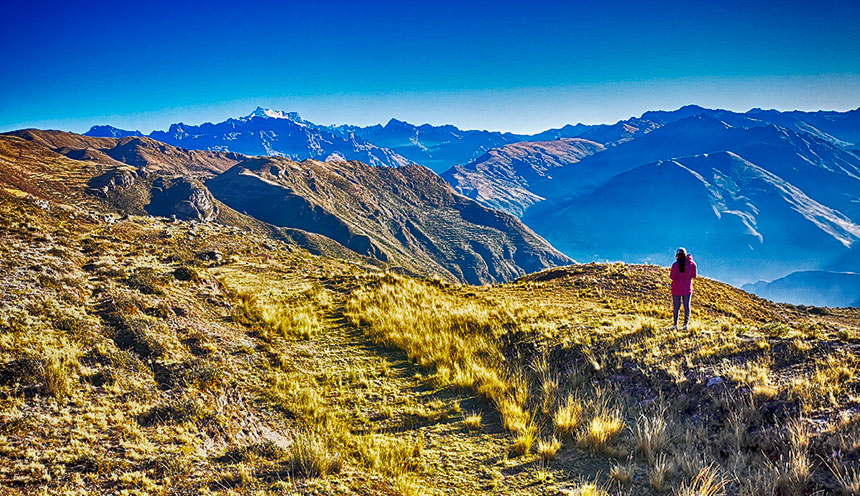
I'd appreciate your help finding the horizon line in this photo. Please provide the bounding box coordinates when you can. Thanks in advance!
[4,103,860,137]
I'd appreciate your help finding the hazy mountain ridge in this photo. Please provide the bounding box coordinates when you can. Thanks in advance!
[743,270,860,307]
[334,118,532,173]
[86,105,860,175]
[88,107,413,169]
[526,151,860,286]
[441,138,605,217]
[445,108,860,218]
[88,108,597,173]
[85,125,144,138]
[530,114,860,206]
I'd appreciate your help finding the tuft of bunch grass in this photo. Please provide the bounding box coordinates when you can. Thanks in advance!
[827,458,860,496]
[635,410,668,464]
[578,413,624,451]
[464,412,483,431]
[286,428,342,477]
[555,395,584,437]
[537,436,561,461]
[677,464,728,496]
[609,460,634,485]
[510,422,538,457]
[648,453,673,491]
[569,482,609,496]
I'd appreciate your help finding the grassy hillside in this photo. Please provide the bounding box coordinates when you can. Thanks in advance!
[2,185,860,495]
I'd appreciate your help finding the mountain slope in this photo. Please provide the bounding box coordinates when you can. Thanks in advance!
[4,188,860,495]
[442,138,605,217]
[532,115,860,221]
[745,107,860,147]
[4,128,860,495]
[5,129,244,178]
[743,270,860,307]
[575,117,661,146]
[207,157,572,284]
[0,134,381,261]
[338,119,531,173]
[526,151,860,285]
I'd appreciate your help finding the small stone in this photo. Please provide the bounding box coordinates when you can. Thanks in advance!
[707,377,724,387]
[197,250,223,262]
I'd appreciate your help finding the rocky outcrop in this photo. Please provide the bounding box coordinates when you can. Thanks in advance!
[88,169,137,196]
[145,177,218,222]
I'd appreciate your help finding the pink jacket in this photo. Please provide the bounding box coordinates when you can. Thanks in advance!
[670,255,697,296]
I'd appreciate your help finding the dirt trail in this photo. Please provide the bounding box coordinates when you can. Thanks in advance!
[318,311,512,494]
[307,305,617,495]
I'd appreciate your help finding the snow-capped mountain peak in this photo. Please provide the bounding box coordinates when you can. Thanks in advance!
[243,106,304,122]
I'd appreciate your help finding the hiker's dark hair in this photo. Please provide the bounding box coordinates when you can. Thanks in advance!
[676,247,687,273]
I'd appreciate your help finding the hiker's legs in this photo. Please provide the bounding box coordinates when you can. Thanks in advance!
[672,295,681,326]
[682,294,692,326]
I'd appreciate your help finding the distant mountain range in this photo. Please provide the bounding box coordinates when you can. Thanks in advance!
[86,107,595,173]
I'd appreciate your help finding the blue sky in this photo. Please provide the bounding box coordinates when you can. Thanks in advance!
[1,0,858,134]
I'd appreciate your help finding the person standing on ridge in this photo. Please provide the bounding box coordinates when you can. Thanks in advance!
[670,247,697,330]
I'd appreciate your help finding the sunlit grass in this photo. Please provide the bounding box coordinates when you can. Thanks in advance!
[578,414,624,452]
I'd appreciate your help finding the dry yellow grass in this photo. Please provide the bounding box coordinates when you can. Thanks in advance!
[464,412,483,431]
[286,428,343,477]
[569,482,609,496]
[235,288,324,340]
[578,414,625,452]
[537,436,561,461]
[677,465,728,496]
[790,352,857,411]
[555,395,584,437]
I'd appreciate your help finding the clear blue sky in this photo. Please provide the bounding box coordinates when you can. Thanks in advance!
[1,0,858,134]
